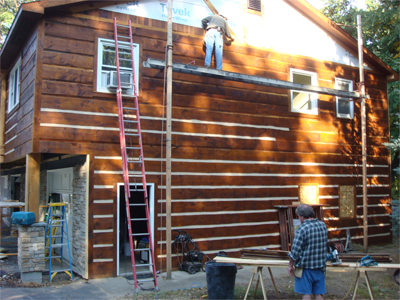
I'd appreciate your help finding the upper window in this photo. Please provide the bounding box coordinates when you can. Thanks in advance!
[7,58,21,113]
[96,38,139,96]
[335,78,353,119]
[290,68,318,115]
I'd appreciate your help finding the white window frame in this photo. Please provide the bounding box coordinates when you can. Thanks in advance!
[96,38,139,96]
[7,57,21,113]
[335,78,354,119]
[290,68,318,115]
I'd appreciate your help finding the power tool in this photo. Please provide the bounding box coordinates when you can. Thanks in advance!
[327,244,342,265]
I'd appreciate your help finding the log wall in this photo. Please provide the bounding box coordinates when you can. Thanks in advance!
[3,8,392,278]
[3,29,38,162]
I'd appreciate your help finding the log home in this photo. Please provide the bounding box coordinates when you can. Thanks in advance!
[0,0,396,279]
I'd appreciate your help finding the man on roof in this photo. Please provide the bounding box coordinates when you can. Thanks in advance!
[201,13,234,70]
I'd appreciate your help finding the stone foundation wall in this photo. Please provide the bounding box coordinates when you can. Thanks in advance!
[72,159,88,278]
[18,223,45,273]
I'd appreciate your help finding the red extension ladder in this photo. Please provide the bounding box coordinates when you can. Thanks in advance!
[113,17,158,291]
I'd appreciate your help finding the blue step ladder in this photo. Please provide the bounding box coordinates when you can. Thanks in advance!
[45,203,73,282]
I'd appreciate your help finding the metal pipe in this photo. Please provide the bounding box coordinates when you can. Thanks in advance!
[165,0,173,279]
[357,15,368,253]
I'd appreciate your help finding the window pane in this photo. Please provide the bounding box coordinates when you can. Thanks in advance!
[293,73,312,85]
[337,81,350,91]
[338,98,350,115]
[293,91,312,110]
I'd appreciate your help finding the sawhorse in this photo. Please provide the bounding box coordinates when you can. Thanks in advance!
[352,270,374,300]
[244,266,281,300]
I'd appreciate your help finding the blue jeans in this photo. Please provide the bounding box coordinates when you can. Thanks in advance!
[204,28,223,70]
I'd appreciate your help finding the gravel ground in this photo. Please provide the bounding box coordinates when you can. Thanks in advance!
[1,241,399,299]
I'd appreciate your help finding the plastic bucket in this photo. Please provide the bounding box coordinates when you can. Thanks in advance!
[205,261,237,299]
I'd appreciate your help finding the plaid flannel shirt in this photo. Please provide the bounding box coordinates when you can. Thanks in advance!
[289,218,328,270]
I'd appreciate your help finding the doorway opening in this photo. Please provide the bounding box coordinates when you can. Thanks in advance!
[117,183,154,276]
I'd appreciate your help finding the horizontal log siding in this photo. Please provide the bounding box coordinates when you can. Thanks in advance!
[3,30,37,162]
[34,10,391,277]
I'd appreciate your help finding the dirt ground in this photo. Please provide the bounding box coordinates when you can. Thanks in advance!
[1,241,399,299]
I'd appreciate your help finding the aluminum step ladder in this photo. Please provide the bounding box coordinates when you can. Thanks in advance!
[113,17,158,291]
[45,203,73,282]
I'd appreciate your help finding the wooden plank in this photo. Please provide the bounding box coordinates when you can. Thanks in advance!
[45,19,95,42]
[3,140,33,163]
[39,140,120,156]
[43,35,94,55]
[42,80,93,97]
[89,261,114,278]
[42,65,93,84]
[25,153,40,221]
[42,51,93,69]
[0,73,6,162]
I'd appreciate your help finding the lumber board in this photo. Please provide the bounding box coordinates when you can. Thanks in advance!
[215,256,400,270]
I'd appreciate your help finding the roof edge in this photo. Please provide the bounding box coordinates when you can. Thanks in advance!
[284,0,398,80]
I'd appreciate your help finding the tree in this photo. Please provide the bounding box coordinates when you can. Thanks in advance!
[0,0,33,48]
[322,0,400,197]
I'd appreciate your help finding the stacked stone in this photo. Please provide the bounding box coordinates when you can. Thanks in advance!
[18,223,45,273]
[72,162,88,278]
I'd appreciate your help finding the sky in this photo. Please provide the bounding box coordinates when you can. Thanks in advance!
[307,0,367,10]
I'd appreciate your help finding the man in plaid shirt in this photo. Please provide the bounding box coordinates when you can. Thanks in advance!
[288,204,328,300]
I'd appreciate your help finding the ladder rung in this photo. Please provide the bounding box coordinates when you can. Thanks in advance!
[126,133,140,137]
[127,160,142,164]
[136,263,153,268]
[134,248,150,252]
[131,218,148,221]
[138,278,156,283]
[128,175,144,178]
[127,157,141,161]
[127,146,141,150]
[123,107,137,111]
[130,203,146,206]
[46,235,63,238]
[117,35,130,39]
[116,24,130,28]
[131,233,150,236]
[136,270,154,275]
[129,188,145,192]
[124,120,138,124]
[46,255,62,259]
[48,243,67,248]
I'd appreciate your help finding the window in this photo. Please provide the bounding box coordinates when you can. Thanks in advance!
[97,38,139,95]
[339,185,356,219]
[7,58,21,113]
[299,183,319,205]
[335,78,353,118]
[290,69,318,115]
[248,0,261,12]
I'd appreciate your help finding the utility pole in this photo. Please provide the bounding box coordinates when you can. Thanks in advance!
[166,0,173,279]
[357,15,368,253]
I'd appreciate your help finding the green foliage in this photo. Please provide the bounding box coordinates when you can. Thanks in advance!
[0,0,33,48]
[322,0,400,197]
